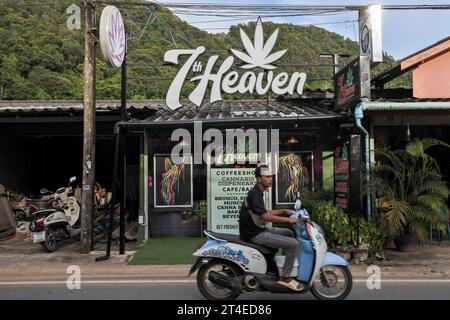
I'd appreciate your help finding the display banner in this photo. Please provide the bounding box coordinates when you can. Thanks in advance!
[209,168,256,235]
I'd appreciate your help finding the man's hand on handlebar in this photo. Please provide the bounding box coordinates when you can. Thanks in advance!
[287,217,300,224]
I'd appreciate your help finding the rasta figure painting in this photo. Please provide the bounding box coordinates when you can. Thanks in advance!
[278,153,310,203]
[161,156,187,205]
[154,155,192,207]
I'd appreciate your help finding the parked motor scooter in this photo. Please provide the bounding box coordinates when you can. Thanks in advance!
[29,177,81,252]
[12,190,55,222]
[189,194,352,300]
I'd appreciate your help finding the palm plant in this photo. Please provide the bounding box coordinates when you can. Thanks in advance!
[369,138,450,241]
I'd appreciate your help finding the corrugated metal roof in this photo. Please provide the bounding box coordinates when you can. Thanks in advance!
[145,100,341,123]
[0,100,341,123]
[0,100,164,113]
[372,36,450,87]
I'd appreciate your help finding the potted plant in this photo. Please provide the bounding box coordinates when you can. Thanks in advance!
[369,138,450,252]
[353,218,387,262]
[311,201,354,260]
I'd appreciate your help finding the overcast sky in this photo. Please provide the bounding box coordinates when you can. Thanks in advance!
[155,0,450,60]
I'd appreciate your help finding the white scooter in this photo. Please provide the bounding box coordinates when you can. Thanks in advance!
[29,177,81,252]
[190,195,352,300]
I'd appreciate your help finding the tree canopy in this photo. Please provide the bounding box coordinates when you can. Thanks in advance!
[0,0,409,101]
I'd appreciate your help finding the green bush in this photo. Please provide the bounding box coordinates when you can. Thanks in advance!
[311,201,353,250]
[357,218,388,258]
[311,201,387,258]
[301,187,334,211]
[199,200,207,218]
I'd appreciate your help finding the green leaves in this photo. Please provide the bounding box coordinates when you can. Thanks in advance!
[0,1,406,100]
[311,200,387,256]
[371,138,450,240]
[406,138,450,158]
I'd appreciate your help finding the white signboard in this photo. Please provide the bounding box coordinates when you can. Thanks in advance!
[359,5,383,63]
[100,5,126,68]
[164,18,307,110]
[209,168,256,235]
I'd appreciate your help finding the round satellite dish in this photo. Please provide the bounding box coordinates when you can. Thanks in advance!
[99,5,125,68]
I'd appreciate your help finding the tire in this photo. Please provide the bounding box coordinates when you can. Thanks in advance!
[14,210,26,222]
[197,260,242,300]
[41,229,58,252]
[310,265,353,300]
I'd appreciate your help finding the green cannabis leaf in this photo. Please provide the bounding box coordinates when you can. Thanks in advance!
[346,69,354,86]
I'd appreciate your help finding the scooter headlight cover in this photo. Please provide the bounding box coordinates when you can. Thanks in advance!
[315,223,326,241]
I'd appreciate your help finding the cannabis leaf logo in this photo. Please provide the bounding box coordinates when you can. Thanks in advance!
[237,136,255,154]
[346,69,354,86]
[231,17,287,70]
[108,9,125,66]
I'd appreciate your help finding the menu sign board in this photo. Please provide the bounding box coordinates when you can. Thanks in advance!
[334,58,361,109]
[209,168,255,235]
[334,141,350,212]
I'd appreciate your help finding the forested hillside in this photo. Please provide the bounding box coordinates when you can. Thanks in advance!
[0,0,408,101]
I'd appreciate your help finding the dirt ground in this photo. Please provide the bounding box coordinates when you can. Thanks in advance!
[372,240,450,278]
[0,234,138,266]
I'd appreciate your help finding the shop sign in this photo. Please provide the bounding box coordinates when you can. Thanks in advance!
[100,6,125,68]
[359,5,383,63]
[164,19,307,110]
[334,141,350,211]
[334,58,361,109]
[209,168,256,235]
[215,153,259,165]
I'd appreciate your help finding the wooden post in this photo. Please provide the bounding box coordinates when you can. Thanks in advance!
[81,0,96,254]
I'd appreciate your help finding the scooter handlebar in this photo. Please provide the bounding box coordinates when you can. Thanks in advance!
[290,209,310,222]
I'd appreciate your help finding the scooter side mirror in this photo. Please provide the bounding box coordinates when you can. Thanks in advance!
[69,176,77,183]
[40,188,49,194]
[294,198,302,211]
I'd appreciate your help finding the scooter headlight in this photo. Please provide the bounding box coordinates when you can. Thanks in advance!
[316,224,326,239]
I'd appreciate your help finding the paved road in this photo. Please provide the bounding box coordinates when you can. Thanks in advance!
[1,276,449,300]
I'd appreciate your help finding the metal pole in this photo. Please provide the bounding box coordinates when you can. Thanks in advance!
[138,135,145,245]
[118,37,128,255]
[95,130,120,262]
[333,54,339,75]
[119,133,126,254]
[120,50,128,121]
[81,0,97,254]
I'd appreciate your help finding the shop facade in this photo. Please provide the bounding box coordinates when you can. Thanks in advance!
[367,36,450,190]
[116,98,349,238]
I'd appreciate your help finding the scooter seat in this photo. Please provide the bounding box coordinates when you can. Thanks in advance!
[207,231,278,255]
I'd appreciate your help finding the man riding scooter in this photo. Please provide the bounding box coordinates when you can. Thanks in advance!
[239,164,304,292]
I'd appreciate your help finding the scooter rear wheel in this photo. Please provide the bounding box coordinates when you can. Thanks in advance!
[41,229,57,252]
[310,265,352,300]
[197,260,242,300]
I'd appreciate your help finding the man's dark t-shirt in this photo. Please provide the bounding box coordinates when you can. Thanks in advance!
[239,184,267,241]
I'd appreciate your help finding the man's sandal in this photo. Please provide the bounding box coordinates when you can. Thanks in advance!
[277,279,304,292]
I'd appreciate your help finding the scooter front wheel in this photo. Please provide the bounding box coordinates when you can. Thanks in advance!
[310,265,352,300]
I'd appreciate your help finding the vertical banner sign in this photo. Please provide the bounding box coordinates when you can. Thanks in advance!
[334,141,350,212]
[210,168,255,235]
[359,5,383,63]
